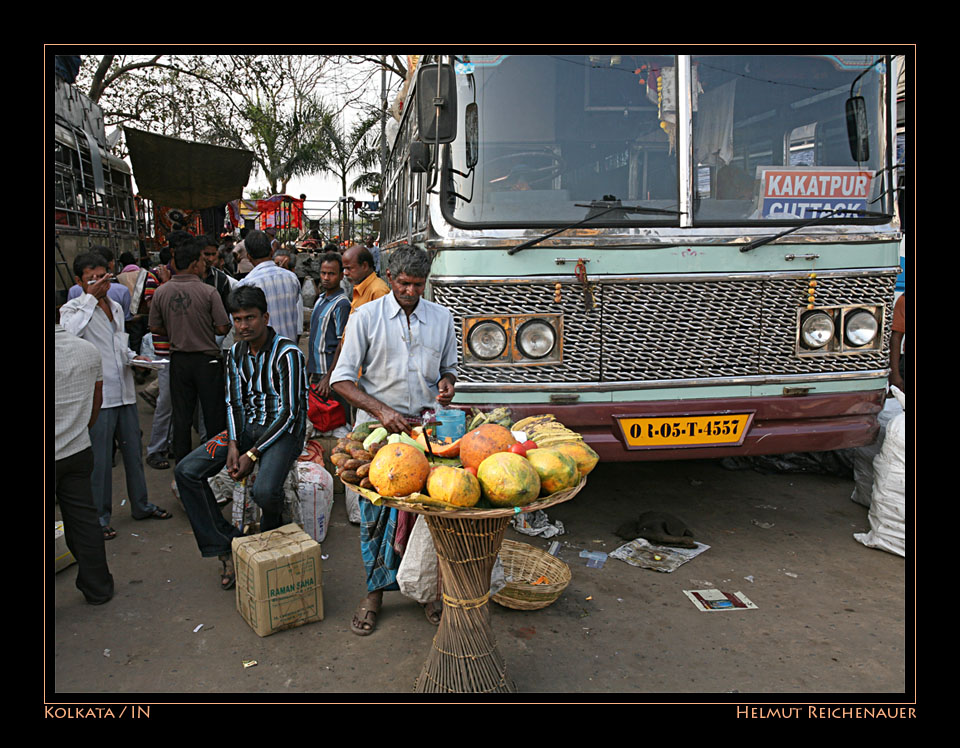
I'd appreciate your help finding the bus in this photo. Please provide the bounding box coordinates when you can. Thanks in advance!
[379,53,902,462]
[54,67,145,307]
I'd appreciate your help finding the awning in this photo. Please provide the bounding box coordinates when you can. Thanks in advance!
[123,127,254,209]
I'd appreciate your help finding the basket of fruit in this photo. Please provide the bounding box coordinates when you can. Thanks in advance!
[332,411,598,517]
[492,539,571,610]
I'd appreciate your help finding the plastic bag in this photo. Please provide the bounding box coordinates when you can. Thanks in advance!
[397,515,441,604]
[344,487,362,524]
[854,386,906,556]
[301,277,318,309]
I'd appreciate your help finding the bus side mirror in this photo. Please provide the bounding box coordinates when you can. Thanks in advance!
[410,141,430,173]
[846,96,870,163]
[417,63,458,144]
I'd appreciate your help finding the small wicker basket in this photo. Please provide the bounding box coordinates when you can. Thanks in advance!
[492,539,571,610]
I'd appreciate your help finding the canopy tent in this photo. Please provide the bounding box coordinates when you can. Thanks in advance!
[123,127,254,209]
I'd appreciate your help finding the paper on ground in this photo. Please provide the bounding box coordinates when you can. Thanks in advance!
[610,537,710,572]
[684,589,757,612]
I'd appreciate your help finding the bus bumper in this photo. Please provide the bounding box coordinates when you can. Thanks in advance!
[503,390,885,462]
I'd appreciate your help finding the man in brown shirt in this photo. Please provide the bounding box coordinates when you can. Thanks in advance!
[149,238,232,462]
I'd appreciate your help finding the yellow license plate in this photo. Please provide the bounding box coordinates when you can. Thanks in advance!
[617,413,753,449]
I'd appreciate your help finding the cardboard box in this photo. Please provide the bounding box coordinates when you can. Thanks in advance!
[232,523,324,637]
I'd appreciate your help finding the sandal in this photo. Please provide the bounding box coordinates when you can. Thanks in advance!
[351,599,380,636]
[423,600,443,625]
[145,454,170,470]
[137,507,173,520]
[102,526,117,541]
[218,554,236,591]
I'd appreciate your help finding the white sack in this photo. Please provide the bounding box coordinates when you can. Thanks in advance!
[850,396,904,507]
[854,386,906,556]
[290,461,335,542]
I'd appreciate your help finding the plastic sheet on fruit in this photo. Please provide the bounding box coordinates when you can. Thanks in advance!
[512,509,565,538]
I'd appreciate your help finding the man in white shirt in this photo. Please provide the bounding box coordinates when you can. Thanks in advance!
[54,324,114,604]
[58,252,173,541]
[331,245,458,636]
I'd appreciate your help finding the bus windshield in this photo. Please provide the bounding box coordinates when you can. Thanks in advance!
[444,54,888,228]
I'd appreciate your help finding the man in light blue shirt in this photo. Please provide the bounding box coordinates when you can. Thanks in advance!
[331,248,457,430]
[331,245,458,636]
[237,229,304,343]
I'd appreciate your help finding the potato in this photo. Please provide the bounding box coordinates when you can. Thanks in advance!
[340,470,359,484]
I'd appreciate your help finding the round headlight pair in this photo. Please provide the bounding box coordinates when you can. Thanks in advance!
[800,309,879,349]
[468,319,557,360]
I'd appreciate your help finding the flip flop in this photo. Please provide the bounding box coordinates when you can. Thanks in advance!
[102,526,117,541]
[219,555,236,591]
[423,601,442,625]
[351,601,379,636]
[137,507,173,520]
[145,454,170,470]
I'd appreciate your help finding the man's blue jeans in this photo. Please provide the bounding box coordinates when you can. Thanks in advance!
[174,422,305,558]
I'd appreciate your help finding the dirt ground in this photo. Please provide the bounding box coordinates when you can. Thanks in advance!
[48,395,911,705]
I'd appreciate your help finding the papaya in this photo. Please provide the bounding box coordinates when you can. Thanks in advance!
[368,442,430,497]
[476,451,540,507]
[460,423,518,471]
[525,447,580,495]
[550,441,599,477]
[414,431,462,457]
[425,466,481,508]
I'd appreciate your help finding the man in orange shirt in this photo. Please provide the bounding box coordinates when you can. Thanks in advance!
[342,245,389,313]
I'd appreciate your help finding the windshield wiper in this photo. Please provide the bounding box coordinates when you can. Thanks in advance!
[507,198,681,255]
[738,207,893,253]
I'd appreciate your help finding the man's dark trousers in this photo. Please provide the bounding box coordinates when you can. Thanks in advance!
[174,421,305,558]
[55,448,115,604]
[170,351,226,463]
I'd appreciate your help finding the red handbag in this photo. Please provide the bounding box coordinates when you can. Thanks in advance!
[307,385,346,432]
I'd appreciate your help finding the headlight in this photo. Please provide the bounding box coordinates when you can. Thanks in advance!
[844,310,879,347]
[467,321,507,360]
[516,319,556,359]
[800,311,835,349]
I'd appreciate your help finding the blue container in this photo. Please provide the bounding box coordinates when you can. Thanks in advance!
[434,407,466,443]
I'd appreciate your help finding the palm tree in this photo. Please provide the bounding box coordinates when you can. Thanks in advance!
[319,110,383,240]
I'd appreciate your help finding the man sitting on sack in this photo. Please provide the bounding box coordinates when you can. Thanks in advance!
[173,285,307,591]
[330,244,458,636]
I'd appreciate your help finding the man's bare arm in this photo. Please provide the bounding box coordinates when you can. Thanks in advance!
[332,380,409,434]
[88,381,103,428]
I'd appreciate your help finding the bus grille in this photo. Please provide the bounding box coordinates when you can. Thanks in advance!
[430,273,896,385]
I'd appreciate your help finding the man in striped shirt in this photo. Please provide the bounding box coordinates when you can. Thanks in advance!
[307,251,352,422]
[173,285,307,590]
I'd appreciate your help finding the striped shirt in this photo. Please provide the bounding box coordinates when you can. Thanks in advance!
[307,290,351,375]
[237,261,304,343]
[225,327,307,453]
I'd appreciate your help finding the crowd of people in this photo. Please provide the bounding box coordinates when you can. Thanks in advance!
[54,228,455,636]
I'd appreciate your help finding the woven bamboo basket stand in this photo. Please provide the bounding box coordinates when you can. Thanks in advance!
[367,477,587,693]
[492,539,571,610]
